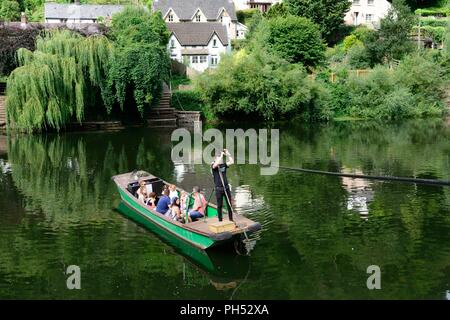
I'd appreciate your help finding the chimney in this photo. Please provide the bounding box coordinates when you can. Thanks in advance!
[20,12,27,27]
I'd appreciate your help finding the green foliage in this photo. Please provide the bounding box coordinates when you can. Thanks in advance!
[328,54,446,120]
[407,0,447,10]
[283,0,352,43]
[343,35,362,52]
[195,50,331,121]
[106,6,170,116]
[236,8,260,25]
[416,6,450,16]
[171,90,204,112]
[264,2,288,19]
[6,30,112,132]
[0,0,20,21]
[250,15,325,67]
[364,0,417,64]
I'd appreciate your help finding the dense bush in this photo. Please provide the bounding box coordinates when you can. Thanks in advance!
[0,24,42,76]
[195,50,331,121]
[328,54,446,120]
[171,90,204,112]
[283,0,351,43]
[236,9,260,25]
[249,15,325,67]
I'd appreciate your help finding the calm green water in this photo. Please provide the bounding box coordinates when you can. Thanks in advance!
[0,120,449,299]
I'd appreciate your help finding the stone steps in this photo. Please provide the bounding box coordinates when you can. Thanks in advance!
[0,96,6,127]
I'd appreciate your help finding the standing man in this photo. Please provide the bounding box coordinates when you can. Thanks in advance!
[211,148,234,222]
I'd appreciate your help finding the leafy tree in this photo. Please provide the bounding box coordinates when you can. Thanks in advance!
[364,0,417,65]
[106,6,170,116]
[0,0,21,21]
[6,31,112,132]
[405,0,444,10]
[283,0,352,42]
[251,15,325,67]
[264,2,288,19]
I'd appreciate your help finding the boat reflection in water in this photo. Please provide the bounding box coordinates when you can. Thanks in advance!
[116,202,252,291]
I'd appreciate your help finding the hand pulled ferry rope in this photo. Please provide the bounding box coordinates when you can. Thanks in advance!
[274,165,450,187]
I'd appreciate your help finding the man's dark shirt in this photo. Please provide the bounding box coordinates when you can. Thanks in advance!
[211,163,229,188]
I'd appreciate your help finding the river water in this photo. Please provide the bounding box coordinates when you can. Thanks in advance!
[0,120,449,299]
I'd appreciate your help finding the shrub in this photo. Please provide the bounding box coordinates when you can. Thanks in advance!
[171,90,204,112]
[195,50,330,121]
[251,15,326,67]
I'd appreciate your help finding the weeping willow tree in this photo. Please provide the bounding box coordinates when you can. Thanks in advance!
[6,30,112,132]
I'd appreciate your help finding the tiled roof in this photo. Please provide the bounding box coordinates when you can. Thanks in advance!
[168,22,228,46]
[153,0,237,21]
[44,3,125,20]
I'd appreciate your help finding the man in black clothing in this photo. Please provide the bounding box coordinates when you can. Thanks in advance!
[211,149,234,222]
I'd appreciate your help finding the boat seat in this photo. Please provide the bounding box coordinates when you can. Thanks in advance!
[127,178,165,198]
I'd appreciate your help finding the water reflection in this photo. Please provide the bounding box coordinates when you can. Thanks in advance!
[0,120,449,299]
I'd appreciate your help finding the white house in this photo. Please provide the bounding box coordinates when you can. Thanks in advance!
[153,0,247,40]
[344,0,392,29]
[44,1,124,24]
[232,0,281,13]
[167,23,230,73]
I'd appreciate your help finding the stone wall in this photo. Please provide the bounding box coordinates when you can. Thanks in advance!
[175,111,201,126]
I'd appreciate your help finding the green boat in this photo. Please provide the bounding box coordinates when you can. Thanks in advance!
[112,171,261,250]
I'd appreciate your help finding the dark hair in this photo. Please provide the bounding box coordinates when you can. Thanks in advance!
[193,186,200,193]
[149,192,157,198]
[171,197,179,206]
[162,189,170,196]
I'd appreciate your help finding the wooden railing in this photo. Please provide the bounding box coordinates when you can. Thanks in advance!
[329,69,372,83]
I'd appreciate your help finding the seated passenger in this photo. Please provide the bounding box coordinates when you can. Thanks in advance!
[156,189,171,215]
[180,191,188,213]
[170,197,183,222]
[169,184,179,202]
[136,179,149,204]
[147,192,158,208]
[186,186,206,222]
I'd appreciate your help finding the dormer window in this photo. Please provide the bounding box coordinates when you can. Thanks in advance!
[196,14,201,22]
[168,14,173,22]
[213,39,217,48]
[170,39,175,48]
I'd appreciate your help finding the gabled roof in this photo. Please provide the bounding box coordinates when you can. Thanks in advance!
[44,3,125,20]
[154,0,237,21]
[167,22,228,46]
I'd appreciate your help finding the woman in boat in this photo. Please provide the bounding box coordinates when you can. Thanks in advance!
[136,179,149,204]
[147,192,158,208]
[180,191,188,213]
[168,184,179,202]
[155,188,171,216]
[170,197,183,222]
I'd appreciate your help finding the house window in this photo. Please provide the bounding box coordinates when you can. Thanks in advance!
[170,40,175,48]
[366,14,374,22]
[220,16,223,22]
[192,56,199,64]
[199,56,207,63]
[353,0,360,5]
[168,14,173,22]
[212,39,217,47]
[210,56,218,66]
[368,0,374,5]
[195,13,201,22]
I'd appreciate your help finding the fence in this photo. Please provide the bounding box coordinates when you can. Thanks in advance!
[329,69,372,83]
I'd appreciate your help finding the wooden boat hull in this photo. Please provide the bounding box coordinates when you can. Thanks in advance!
[112,171,261,250]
